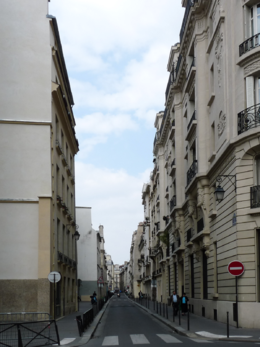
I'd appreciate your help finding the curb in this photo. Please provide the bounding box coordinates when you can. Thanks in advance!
[129,299,259,343]
[62,300,111,347]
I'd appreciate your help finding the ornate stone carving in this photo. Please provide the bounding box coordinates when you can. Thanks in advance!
[215,32,223,88]
[188,200,197,218]
[217,111,226,137]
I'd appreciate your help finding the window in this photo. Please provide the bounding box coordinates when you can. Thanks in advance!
[250,4,260,37]
[246,76,260,108]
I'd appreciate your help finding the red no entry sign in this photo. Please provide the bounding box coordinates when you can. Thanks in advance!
[227,260,244,276]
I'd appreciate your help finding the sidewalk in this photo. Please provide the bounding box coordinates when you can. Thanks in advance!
[133,298,260,343]
[55,300,110,346]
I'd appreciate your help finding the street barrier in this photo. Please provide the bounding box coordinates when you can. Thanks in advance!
[227,312,229,338]
[0,320,60,347]
[0,313,51,324]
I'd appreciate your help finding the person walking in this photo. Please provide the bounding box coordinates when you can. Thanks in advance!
[181,293,189,315]
[172,291,179,316]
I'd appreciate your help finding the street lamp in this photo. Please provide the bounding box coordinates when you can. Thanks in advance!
[214,175,236,203]
[73,230,80,241]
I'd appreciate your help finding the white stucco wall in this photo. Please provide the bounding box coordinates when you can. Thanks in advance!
[0,0,51,122]
[76,207,97,281]
[0,203,39,279]
[0,124,52,198]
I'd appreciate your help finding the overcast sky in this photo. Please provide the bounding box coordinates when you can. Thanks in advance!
[49,0,185,265]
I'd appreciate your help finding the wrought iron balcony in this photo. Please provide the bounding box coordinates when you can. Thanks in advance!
[187,160,198,186]
[170,195,176,212]
[171,243,175,253]
[165,71,175,101]
[239,33,260,57]
[186,57,195,80]
[197,217,204,233]
[251,186,260,208]
[187,111,196,131]
[179,0,198,42]
[238,103,260,135]
[187,228,192,243]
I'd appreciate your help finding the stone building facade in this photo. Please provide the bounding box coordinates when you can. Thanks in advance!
[138,0,260,328]
[0,0,79,317]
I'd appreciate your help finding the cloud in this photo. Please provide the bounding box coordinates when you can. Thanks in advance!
[76,112,138,136]
[75,162,151,263]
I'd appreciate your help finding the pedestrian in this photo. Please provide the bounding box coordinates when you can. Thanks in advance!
[172,291,179,316]
[181,292,189,315]
[138,291,143,300]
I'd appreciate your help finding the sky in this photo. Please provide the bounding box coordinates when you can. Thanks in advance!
[49,0,185,265]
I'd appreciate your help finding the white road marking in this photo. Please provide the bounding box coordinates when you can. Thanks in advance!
[59,338,76,345]
[102,336,119,346]
[130,334,150,344]
[196,332,252,339]
[190,339,213,343]
[157,334,182,343]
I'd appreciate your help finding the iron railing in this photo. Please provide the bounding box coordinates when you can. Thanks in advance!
[187,228,192,243]
[0,320,60,347]
[186,57,195,80]
[239,33,260,57]
[171,243,175,253]
[251,186,260,208]
[197,218,204,233]
[187,111,196,131]
[180,0,198,42]
[165,71,175,101]
[175,54,182,78]
[170,196,176,211]
[187,160,198,186]
[238,103,260,135]
[0,313,51,324]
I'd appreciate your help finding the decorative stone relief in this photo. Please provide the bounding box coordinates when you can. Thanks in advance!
[215,32,223,88]
[217,111,226,137]
[188,200,197,218]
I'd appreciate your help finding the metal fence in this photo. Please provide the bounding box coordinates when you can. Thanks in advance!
[0,320,59,347]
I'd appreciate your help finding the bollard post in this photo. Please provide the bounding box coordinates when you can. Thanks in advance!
[179,307,181,326]
[157,301,158,314]
[160,302,161,316]
[163,303,165,317]
[173,304,175,323]
[166,303,168,319]
[227,312,229,338]
[187,304,190,331]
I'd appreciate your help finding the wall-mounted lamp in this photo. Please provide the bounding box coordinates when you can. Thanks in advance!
[214,175,236,202]
[73,230,80,241]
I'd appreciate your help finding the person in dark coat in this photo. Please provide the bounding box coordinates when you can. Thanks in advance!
[181,293,189,315]
[172,291,180,316]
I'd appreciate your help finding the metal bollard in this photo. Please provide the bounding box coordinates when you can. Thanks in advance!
[166,303,168,319]
[163,303,165,317]
[160,302,161,316]
[156,301,158,314]
[173,304,175,323]
[227,312,229,338]
[179,307,181,326]
[187,304,190,331]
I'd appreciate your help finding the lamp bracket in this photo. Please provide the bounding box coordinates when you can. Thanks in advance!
[216,175,236,192]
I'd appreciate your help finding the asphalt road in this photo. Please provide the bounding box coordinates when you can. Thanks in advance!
[86,294,255,346]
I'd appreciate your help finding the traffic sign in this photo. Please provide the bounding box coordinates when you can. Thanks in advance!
[97,276,104,284]
[227,260,244,276]
[48,271,61,283]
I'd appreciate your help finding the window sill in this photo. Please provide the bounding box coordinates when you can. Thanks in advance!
[247,207,260,215]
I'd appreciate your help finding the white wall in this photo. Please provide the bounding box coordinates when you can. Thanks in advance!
[0,0,51,122]
[0,203,39,279]
[76,207,97,281]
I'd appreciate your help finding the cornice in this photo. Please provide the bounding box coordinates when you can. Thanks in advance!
[0,120,52,126]
[237,47,260,68]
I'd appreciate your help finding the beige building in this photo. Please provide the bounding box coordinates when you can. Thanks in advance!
[0,1,79,317]
[106,254,115,291]
[139,0,260,328]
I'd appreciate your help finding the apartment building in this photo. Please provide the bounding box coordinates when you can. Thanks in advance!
[0,1,79,317]
[106,254,115,291]
[139,0,260,328]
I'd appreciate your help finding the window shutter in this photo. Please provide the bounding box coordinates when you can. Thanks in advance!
[246,76,255,108]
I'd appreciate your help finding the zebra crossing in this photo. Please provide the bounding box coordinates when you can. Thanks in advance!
[101,333,214,345]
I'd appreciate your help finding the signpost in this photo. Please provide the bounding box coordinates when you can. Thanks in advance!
[227,261,244,328]
[48,271,61,320]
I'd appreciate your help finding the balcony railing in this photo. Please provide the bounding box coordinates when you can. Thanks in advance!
[171,243,175,253]
[238,103,260,135]
[179,0,198,42]
[170,195,176,211]
[251,186,260,208]
[239,33,260,57]
[197,218,204,233]
[187,160,198,186]
[187,111,196,131]
[175,54,182,78]
[186,57,195,80]
[165,71,175,101]
[187,228,192,243]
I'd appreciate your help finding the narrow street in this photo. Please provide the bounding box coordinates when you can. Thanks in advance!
[86,294,254,346]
